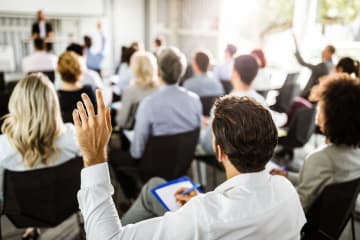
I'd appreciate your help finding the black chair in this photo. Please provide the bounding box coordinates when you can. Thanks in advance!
[0,157,84,239]
[200,96,218,117]
[270,73,300,113]
[138,128,200,182]
[301,178,360,240]
[28,70,55,83]
[122,102,140,130]
[220,80,233,94]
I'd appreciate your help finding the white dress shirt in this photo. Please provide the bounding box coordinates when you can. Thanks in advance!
[78,162,306,240]
[22,51,58,73]
[0,123,81,201]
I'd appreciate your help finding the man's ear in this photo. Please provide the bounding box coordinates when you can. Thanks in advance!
[216,145,226,163]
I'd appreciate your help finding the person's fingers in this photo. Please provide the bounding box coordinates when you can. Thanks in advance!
[96,89,105,116]
[72,109,81,129]
[175,187,188,196]
[175,194,191,202]
[81,93,95,118]
[105,107,112,131]
[77,101,88,127]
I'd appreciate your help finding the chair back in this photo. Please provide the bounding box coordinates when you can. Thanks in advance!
[302,178,360,240]
[138,129,200,182]
[200,96,218,117]
[271,73,300,113]
[285,106,316,148]
[2,157,83,228]
[122,102,140,130]
[220,80,233,94]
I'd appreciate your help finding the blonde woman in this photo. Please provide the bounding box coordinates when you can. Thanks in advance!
[0,73,80,239]
[57,51,96,123]
[116,51,158,128]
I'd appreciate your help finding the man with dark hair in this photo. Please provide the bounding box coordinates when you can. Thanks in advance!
[84,21,106,75]
[183,50,224,97]
[213,43,237,82]
[201,54,267,153]
[74,90,306,239]
[66,43,103,90]
[22,38,57,74]
[293,34,335,99]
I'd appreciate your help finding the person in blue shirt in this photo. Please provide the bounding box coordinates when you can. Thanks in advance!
[110,47,202,198]
[84,21,106,76]
[183,50,224,97]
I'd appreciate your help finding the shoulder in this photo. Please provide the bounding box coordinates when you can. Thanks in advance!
[57,124,77,146]
[82,85,95,94]
[0,134,16,162]
[179,86,200,100]
[304,145,332,166]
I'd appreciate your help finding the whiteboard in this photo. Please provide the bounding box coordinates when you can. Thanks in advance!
[0,0,104,16]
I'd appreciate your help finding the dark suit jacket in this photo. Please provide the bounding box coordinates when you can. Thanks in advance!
[31,21,53,37]
[295,51,333,100]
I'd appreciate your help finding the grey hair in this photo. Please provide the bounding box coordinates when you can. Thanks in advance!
[157,47,187,84]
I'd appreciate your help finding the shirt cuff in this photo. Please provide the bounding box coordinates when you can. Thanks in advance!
[81,162,111,189]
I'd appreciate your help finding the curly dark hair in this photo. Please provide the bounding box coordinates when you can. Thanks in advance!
[212,96,278,173]
[320,78,360,147]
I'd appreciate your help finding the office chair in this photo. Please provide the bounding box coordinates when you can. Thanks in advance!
[199,96,218,117]
[301,178,360,240]
[220,80,233,94]
[0,157,84,240]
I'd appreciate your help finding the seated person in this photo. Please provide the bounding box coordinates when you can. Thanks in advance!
[115,46,138,97]
[213,43,237,82]
[116,51,158,129]
[271,76,360,212]
[74,91,306,239]
[0,73,80,238]
[251,48,271,93]
[22,37,57,74]
[183,50,224,96]
[201,54,266,154]
[66,43,104,91]
[57,51,96,123]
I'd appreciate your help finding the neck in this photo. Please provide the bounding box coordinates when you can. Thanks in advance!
[195,70,205,76]
[234,81,251,91]
[62,81,82,91]
[223,160,240,179]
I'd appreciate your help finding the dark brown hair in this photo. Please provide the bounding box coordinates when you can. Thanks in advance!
[194,51,210,73]
[212,96,277,173]
[233,55,259,85]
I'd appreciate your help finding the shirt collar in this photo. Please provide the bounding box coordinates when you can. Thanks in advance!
[215,169,270,193]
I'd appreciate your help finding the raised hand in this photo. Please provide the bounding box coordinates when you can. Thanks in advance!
[73,89,112,167]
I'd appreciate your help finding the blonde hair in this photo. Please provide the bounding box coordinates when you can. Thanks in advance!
[57,51,82,83]
[130,51,157,88]
[1,73,64,167]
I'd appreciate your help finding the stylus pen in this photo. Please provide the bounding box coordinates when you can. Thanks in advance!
[181,184,201,195]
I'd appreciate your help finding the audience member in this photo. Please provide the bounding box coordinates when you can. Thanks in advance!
[153,36,165,57]
[116,51,158,128]
[201,54,266,154]
[271,77,360,211]
[84,21,106,75]
[335,57,360,77]
[22,38,57,74]
[74,92,306,239]
[293,35,335,100]
[0,73,80,238]
[213,43,237,82]
[66,43,103,90]
[115,45,137,96]
[183,50,224,97]
[251,48,271,93]
[57,51,96,122]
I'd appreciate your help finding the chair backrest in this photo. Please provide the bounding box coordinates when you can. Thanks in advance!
[285,106,316,148]
[3,157,83,228]
[302,178,360,240]
[28,70,55,83]
[271,73,300,113]
[220,80,233,94]
[122,102,140,130]
[138,129,200,182]
[200,96,218,117]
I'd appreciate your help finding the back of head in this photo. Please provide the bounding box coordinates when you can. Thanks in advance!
[57,51,82,83]
[33,37,45,51]
[120,46,137,64]
[1,73,63,167]
[225,44,237,57]
[319,77,360,147]
[83,35,92,48]
[193,50,211,73]
[130,51,157,88]
[233,55,259,85]
[212,96,277,173]
[66,43,85,56]
[251,49,266,68]
[336,57,360,77]
[158,47,186,85]
[155,37,164,47]
[326,45,336,55]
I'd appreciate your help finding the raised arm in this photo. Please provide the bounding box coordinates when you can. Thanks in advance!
[293,33,316,70]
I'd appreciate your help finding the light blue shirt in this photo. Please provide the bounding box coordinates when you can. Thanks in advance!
[86,32,106,70]
[200,89,267,154]
[130,85,202,159]
[213,59,234,81]
[183,73,224,97]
